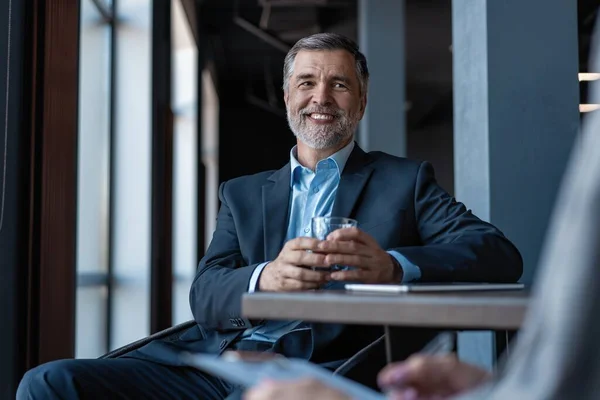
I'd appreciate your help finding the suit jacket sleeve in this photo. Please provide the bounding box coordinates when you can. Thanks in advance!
[395,162,523,282]
[189,181,261,331]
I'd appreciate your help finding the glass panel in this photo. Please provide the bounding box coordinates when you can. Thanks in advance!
[202,68,220,250]
[76,0,111,360]
[172,0,197,112]
[111,0,152,349]
[112,282,150,348]
[77,0,111,275]
[75,286,108,358]
[172,0,198,324]
[172,112,196,324]
[172,112,197,275]
[173,279,194,325]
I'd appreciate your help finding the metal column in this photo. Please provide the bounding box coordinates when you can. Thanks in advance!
[453,0,580,369]
[358,0,406,156]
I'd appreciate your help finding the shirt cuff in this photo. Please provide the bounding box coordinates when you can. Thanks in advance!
[387,250,422,283]
[248,262,270,292]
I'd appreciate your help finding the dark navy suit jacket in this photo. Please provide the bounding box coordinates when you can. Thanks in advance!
[127,144,523,372]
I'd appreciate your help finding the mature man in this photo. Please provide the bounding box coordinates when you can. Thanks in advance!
[246,22,600,400]
[18,33,521,399]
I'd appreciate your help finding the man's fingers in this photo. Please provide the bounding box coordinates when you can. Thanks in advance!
[290,249,329,268]
[317,240,369,255]
[326,227,378,246]
[324,253,368,268]
[283,265,329,283]
[284,237,322,251]
[281,238,332,267]
[281,278,322,291]
[329,269,371,282]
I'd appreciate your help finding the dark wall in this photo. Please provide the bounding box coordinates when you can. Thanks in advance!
[218,95,295,183]
[0,1,30,396]
[407,104,454,195]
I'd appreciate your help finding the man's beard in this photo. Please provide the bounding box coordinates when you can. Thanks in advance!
[286,105,360,150]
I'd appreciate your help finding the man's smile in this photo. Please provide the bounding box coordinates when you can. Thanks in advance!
[305,113,337,123]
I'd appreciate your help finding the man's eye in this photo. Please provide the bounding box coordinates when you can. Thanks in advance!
[299,82,313,87]
[334,83,347,89]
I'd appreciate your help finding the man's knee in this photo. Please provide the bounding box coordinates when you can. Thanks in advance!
[17,359,81,399]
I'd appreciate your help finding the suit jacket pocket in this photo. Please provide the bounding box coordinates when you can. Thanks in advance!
[175,324,206,342]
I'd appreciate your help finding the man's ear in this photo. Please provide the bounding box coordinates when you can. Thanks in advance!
[359,94,367,118]
[284,90,289,106]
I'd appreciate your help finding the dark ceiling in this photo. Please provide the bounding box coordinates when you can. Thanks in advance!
[195,0,599,125]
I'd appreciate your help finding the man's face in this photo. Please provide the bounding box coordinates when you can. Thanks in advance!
[284,50,367,150]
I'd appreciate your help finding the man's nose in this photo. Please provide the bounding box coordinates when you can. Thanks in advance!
[312,85,333,106]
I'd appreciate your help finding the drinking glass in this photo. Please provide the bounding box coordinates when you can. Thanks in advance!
[311,216,358,271]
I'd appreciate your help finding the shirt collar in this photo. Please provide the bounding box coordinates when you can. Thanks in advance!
[289,140,355,186]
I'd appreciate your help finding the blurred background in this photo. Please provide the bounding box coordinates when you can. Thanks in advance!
[0,0,598,397]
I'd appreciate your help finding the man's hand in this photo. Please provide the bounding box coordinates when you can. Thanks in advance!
[258,238,331,292]
[318,227,400,283]
[378,354,492,399]
[244,378,350,400]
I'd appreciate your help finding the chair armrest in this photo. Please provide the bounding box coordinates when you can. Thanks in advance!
[99,320,197,359]
[333,334,386,377]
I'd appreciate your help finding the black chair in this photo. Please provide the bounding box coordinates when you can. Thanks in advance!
[100,320,196,359]
[100,319,386,373]
[100,320,450,392]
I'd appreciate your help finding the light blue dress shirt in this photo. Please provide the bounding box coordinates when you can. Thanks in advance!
[241,141,421,343]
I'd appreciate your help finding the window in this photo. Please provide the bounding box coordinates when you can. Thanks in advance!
[170,0,219,325]
[171,0,198,325]
[76,0,154,357]
[75,0,113,359]
[111,0,153,350]
[201,68,220,249]
[76,0,205,355]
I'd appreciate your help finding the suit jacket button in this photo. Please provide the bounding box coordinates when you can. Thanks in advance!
[219,340,227,350]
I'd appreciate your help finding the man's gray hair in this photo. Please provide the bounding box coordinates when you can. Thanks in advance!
[282,33,369,95]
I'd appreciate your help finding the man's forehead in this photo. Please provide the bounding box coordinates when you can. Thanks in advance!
[292,49,356,77]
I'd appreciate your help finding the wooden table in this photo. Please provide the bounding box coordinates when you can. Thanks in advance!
[242,290,529,363]
[242,290,529,330]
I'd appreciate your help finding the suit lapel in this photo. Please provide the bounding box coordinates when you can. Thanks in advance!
[262,164,291,261]
[331,144,374,219]
[261,144,372,260]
